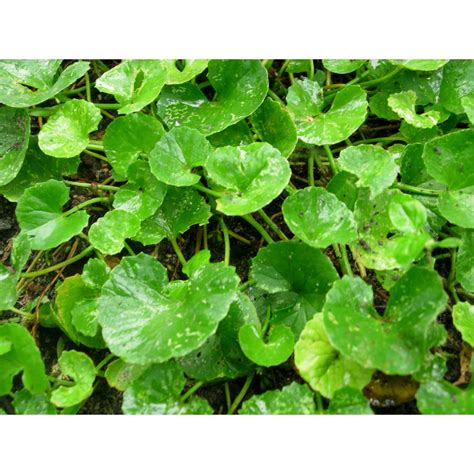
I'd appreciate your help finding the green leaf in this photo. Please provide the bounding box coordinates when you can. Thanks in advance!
[282,187,357,248]
[122,361,212,414]
[326,171,359,210]
[461,92,474,124]
[338,145,399,198]
[206,142,291,216]
[453,302,474,346]
[38,99,101,158]
[457,231,474,292]
[0,106,30,186]
[417,381,474,414]
[250,241,339,335]
[291,85,367,145]
[369,92,400,121]
[50,350,96,408]
[0,137,79,202]
[440,60,474,114]
[13,388,56,414]
[0,60,90,107]
[388,91,440,128]
[103,113,165,179]
[294,314,372,398]
[97,253,239,364]
[0,264,17,311]
[207,120,253,148]
[400,143,430,185]
[391,60,448,71]
[250,98,297,157]
[323,60,366,74]
[89,210,140,255]
[286,78,324,120]
[156,60,268,136]
[388,193,427,233]
[104,359,147,391]
[163,60,208,84]
[16,179,89,250]
[149,126,212,186]
[11,232,31,272]
[81,258,110,290]
[238,324,294,367]
[238,382,316,414]
[323,267,447,375]
[437,187,474,228]
[95,60,167,114]
[423,129,474,190]
[326,387,373,414]
[0,323,48,396]
[179,294,258,381]
[135,186,210,245]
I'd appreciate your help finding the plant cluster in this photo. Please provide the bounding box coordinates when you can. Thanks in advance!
[0,59,473,414]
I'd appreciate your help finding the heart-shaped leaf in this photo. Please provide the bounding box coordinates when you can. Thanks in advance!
[322,60,366,74]
[156,60,268,136]
[290,85,367,145]
[95,60,167,114]
[238,324,294,367]
[163,60,208,84]
[0,60,90,107]
[238,382,316,414]
[0,323,48,396]
[16,179,89,250]
[38,99,101,158]
[0,106,30,186]
[206,142,291,215]
[294,314,372,398]
[89,210,140,255]
[97,253,239,364]
[149,126,212,186]
[323,267,447,374]
[338,145,399,198]
[50,350,96,408]
[417,381,474,414]
[282,187,357,248]
[457,231,474,292]
[388,91,440,128]
[453,302,474,346]
[135,186,210,245]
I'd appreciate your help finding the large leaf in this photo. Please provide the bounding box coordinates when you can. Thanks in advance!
[0,323,48,396]
[294,314,372,398]
[417,381,474,414]
[452,302,474,346]
[323,267,447,374]
[135,186,210,245]
[439,60,474,114]
[156,60,268,136]
[290,85,367,145]
[103,113,165,179]
[38,99,101,158]
[338,145,399,198]
[0,60,90,107]
[95,60,167,114]
[238,382,316,414]
[16,179,89,250]
[287,78,323,120]
[0,107,30,186]
[457,231,474,292]
[282,187,357,248]
[97,253,239,364]
[205,142,291,216]
[162,60,208,84]
[388,91,439,128]
[50,350,96,408]
[149,126,212,186]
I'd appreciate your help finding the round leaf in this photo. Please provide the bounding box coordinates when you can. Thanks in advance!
[286,78,323,121]
[388,90,440,128]
[437,187,474,228]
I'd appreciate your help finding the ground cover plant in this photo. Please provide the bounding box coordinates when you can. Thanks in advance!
[0,59,473,415]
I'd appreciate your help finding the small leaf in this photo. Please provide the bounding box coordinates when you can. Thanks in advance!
[206,142,291,216]
[0,106,30,186]
[50,350,96,408]
[239,382,316,414]
[104,359,147,391]
[457,231,474,292]
[207,120,253,148]
[388,193,427,233]
[238,324,294,367]
[286,78,324,119]
[417,381,474,414]
[326,387,373,414]
[81,258,110,290]
[89,210,140,255]
[323,60,366,74]
[38,99,101,158]
[16,179,89,250]
[338,145,399,198]
[95,60,167,114]
[11,232,31,272]
[294,314,372,398]
[282,187,357,248]
[135,186,210,245]
[388,91,439,128]
[0,264,17,311]
[452,302,474,346]
[149,126,212,186]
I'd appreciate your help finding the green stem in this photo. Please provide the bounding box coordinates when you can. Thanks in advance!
[123,241,136,256]
[219,217,231,265]
[239,278,256,292]
[62,85,88,96]
[278,60,290,77]
[395,183,441,197]
[86,141,105,151]
[308,60,314,81]
[351,135,406,146]
[339,245,353,277]
[180,381,204,403]
[9,307,35,319]
[448,249,460,303]
[193,183,225,198]
[267,89,284,105]
[85,73,92,102]
[357,66,403,88]
[95,103,121,110]
[96,353,115,372]
[63,197,109,217]
[83,149,109,162]
[64,180,120,192]
[224,382,232,410]
[257,209,288,241]
[241,215,274,244]
[20,246,94,278]
[308,149,315,186]
[170,238,187,266]
[228,373,254,414]
[323,145,338,176]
